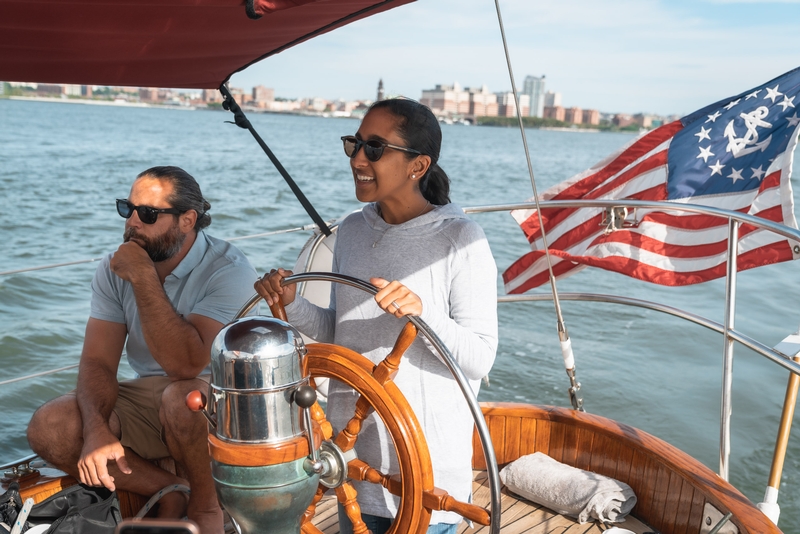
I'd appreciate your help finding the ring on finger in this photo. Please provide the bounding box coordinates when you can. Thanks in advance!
[391,301,401,311]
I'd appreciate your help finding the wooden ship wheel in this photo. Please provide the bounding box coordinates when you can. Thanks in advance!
[234,273,498,534]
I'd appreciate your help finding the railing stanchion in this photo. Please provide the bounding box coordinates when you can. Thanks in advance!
[720,219,739,480]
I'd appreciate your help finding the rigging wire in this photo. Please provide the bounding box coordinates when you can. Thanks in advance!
[0,364,79,387]
[492,0,583,411]
[0,222,331,278]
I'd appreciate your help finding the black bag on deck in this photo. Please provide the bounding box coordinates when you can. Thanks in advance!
[0,482,24,532]
[26,484,121,534]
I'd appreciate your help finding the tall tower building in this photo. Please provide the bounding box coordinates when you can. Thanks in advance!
[377,79,384,101]
[523,75,545,117]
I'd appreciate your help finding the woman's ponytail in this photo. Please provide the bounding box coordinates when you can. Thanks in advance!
[420,163,450,205]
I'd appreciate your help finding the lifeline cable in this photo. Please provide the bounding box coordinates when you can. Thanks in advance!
[492,0,583,411]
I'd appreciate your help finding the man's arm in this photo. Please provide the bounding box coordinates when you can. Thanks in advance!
[76,317,131,491]
[112,241,219,379]
[131,270,222,378]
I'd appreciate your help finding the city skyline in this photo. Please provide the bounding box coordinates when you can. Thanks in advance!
[228,0,800,117]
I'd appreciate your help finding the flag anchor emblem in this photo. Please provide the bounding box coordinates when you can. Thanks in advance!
[724,106,772,157]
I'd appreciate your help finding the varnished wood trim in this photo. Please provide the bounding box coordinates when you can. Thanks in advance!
[475,402,780,534]
[16,469,77,504]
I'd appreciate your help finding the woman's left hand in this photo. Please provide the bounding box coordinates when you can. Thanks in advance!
[371,278,423,318]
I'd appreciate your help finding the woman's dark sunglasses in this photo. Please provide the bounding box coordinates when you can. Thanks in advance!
[116,199,182,225]
[341,135,421,162]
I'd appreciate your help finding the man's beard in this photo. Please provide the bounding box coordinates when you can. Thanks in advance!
[123,222,186,263]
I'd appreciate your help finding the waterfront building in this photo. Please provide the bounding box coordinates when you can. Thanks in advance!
[466,85,498,117]
[36,84,62,95]
[252,85,275,108]
[111,86,140,95]
[582,109,600,125]
[8,82,38,89]
[267,99,303,112]
[634,113,656,128]
[544,91,562,108]
[613,114,634,127]
[543,105,565,121]
[139,87,159,101]
[495,92,530,117]
[63,84,82,96]
[522,75,545,117]
[377,79,384,101]
[202,88,223,103]
[307,96,328,112]
[229,86,247,103]
[565,107,583,124]
[420,82,470,115]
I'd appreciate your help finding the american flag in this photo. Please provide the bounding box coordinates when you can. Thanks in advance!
[503,67,800,295]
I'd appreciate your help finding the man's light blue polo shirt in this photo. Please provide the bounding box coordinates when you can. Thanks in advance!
[89,231,258,377]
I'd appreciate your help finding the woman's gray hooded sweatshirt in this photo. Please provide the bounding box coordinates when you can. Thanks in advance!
[286,201,498,525]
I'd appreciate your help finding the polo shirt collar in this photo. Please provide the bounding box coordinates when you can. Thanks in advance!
[169,230,207,280]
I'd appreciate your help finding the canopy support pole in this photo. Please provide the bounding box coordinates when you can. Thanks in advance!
[219,84,331,236]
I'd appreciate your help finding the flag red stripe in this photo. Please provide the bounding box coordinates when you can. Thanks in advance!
[503,241,794,293]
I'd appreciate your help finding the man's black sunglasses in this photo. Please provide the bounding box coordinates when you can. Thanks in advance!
[116,199,182,225]
[341,135,421,162]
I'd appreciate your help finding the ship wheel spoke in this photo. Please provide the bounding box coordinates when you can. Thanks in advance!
[346,459,491,527]
[336,482,370,534]
[331,322,418,453]
[308,376,334,441]
[300,485,329,530]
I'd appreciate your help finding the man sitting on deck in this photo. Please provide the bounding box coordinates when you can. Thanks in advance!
[27,166,258,534]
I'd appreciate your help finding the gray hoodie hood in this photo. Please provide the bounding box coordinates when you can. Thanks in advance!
[361,201,467,236]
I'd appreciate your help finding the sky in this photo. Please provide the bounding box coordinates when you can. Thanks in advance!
[228,0,800,117]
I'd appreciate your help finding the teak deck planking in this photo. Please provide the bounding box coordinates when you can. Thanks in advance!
[310,471,654,534]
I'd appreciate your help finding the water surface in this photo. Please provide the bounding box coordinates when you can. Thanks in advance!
[2,99,799,531]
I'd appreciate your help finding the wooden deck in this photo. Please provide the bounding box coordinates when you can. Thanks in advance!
[308,471,655,534]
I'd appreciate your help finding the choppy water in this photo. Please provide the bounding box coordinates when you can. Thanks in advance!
[2,98,800,530]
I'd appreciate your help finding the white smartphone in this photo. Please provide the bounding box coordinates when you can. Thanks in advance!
[114,519,200,534]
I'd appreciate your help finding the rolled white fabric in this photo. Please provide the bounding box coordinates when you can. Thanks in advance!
[560,338,575,370]
[500,452,637,524]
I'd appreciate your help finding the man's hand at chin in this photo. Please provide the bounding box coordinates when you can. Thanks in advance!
[111,241,154,283]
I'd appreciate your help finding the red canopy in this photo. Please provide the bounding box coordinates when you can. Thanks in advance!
[0,0,413,88]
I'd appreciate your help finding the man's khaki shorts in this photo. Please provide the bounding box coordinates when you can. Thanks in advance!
[113,375,210,460]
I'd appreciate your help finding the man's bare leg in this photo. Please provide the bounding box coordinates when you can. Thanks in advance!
[160,379,223,534]
[27,395,189,516]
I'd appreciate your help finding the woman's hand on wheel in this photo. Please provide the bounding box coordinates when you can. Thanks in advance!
[371,278,422,318]
[255,268,297,306]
